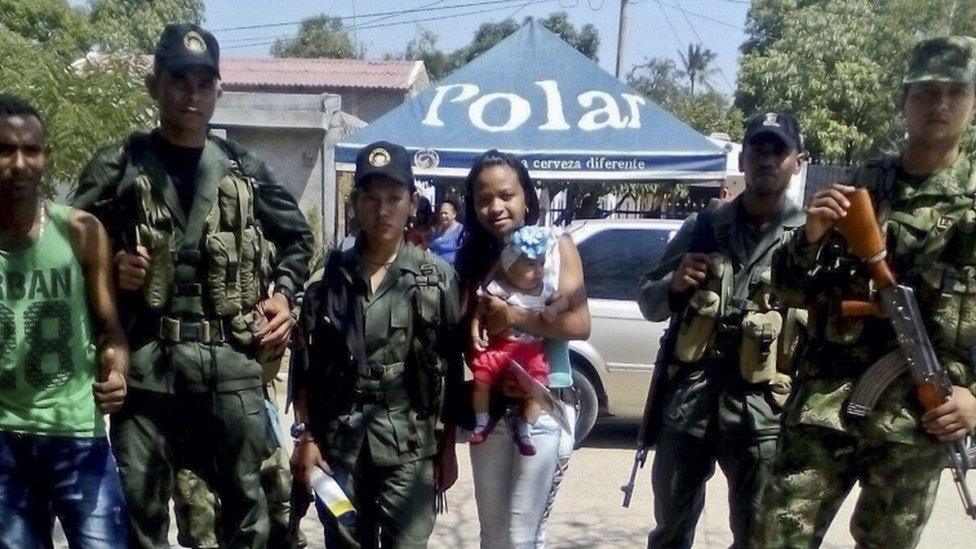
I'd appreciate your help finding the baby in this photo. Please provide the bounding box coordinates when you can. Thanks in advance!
[469,226,568,455]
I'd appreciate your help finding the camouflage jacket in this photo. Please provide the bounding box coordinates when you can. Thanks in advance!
[774,153,976,445]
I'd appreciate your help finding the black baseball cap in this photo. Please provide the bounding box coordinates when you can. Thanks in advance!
[355,141,415,189]
[743,110,802,151]
[154,23,220,78]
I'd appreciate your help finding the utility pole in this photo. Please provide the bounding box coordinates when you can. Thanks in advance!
[948,0,959,33]
[615,0,631,78]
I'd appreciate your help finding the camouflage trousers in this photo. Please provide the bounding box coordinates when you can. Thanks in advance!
[174,387,301,549]
[174,446,295,548]
[755,425,943,549]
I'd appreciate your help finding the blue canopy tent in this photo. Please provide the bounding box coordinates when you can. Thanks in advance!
[335,20,726,182]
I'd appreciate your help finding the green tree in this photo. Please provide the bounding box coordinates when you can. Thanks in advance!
[677,43,718,96]
[626,57,684,105]
[736,0,976,163]
[0,0,92,58]
[628,56,743,140]
[451,12,600,68]
[0,0,176,194]
[537,11,600,61]
[402,29,453,81]
[271,15,361,59]
[88,0,204,53]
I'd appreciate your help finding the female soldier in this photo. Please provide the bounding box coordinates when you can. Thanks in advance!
[290,140,462,548]
[456,150,591,548]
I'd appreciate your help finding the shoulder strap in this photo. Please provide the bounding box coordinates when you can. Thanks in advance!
[689,210,718,254]
[117,133,150,197]
[413,260,444,324]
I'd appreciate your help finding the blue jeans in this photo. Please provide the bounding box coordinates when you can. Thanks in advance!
[0,431,127,549]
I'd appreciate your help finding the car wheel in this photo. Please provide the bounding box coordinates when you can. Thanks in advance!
[571,364,599,447]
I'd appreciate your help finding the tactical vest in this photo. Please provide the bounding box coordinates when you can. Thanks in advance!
[670,209,805,397]
[828,156,976,362]
[303,249,449,436]
[119,135,277,372]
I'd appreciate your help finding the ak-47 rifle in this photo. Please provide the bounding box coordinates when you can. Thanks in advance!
[835,188,976,520]
[622,330,675,508]
[623,209,719,508]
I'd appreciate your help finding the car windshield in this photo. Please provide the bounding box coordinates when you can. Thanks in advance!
[577,227,672,301]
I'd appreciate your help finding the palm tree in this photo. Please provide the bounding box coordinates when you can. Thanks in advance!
[678,43,719,96]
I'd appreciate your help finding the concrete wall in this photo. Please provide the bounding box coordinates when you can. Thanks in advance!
[336,89,406,123]
[211,92,344,247]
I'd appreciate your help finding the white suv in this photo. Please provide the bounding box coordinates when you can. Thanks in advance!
[566,218,684,443]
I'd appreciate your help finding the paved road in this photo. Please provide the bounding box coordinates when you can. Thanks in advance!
[56,416,974,548]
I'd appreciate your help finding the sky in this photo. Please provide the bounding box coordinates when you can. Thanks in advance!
[77,1,752,94]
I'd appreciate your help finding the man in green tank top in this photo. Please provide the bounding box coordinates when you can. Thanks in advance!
[0,95,130,547]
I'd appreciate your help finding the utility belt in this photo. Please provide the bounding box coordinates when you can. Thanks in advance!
[353,361,409,405]
[158,315,227,345]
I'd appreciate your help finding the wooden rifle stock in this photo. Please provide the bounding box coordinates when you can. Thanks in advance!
[834,188,895,317]
[834,188,896,288]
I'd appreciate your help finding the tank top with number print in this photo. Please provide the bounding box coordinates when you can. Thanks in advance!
[0,202,101,437]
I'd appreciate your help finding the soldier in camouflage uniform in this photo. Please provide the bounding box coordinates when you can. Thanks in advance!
[756,37,976,548]
[290,141,462,548]
[72,23,313,548]
[637,111,807,548]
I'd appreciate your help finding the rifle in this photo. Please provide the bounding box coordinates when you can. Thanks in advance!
[835,188,976,519]
[623,209,719,508]
[622,329,675,508]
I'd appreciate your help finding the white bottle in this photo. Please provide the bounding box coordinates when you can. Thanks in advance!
[310,469,356,524]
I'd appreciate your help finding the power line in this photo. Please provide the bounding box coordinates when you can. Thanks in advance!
[507,0,537,18]
[222,0,556,50]
[212,0,534,33]
[658,1,742,30]
[653,0,684,52]
[669,2,737,91]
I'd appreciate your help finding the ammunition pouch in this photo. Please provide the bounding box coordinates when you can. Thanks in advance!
[205,231,243,317]
[674,289,720,363]
[225,311,283,384]
[738,311,782,384]
[777,308,808,375]
[141,226,175,310]
[407,263,447,417]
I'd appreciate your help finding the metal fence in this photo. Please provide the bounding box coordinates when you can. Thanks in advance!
[804,163,855,206]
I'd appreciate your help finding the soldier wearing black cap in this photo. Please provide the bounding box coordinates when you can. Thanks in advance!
[72,23,313,549]
[635,110,807,548]
[289,140,463,548]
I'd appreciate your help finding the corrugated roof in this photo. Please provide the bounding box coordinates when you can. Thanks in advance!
[219,57,425,91]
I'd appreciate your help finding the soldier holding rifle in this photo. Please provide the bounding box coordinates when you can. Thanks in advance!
[757,37,976,548]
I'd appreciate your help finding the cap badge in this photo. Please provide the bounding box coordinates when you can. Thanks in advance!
[762,113,781,127]
[183,31,207,53]
[369,148,391,167]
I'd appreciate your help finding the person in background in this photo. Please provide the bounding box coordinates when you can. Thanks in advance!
[406,195,435,250]
[429,199,464,266]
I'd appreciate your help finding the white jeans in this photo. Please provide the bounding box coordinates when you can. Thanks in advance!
[470,402,576,549]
